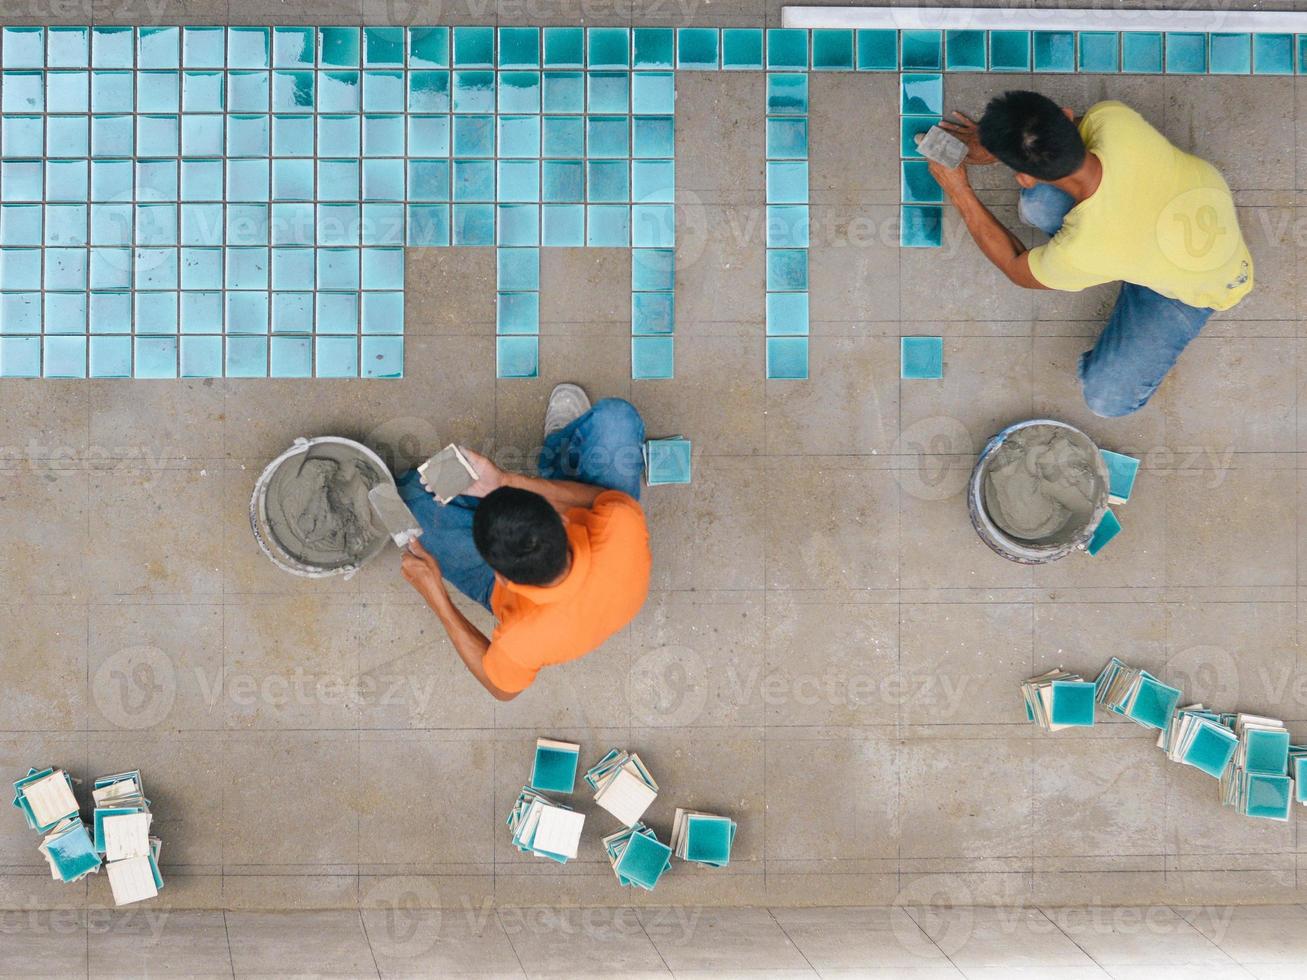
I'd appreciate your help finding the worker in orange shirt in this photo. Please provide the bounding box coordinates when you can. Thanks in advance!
[396,385,652,700]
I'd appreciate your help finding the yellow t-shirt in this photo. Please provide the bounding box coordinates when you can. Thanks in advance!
[1025,101,1253,311]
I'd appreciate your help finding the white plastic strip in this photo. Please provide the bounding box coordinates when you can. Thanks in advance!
[782,5,1307,33]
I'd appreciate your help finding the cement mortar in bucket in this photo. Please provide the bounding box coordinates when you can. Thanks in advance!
[251,436,395,579]
[968,419,1110,564]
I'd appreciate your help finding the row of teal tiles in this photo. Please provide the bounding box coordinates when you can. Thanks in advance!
[4,25,1306,75]
[764,43,810,381]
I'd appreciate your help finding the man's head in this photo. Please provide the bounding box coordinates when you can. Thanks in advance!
[979,91,1085,183]
[472,486,569,586]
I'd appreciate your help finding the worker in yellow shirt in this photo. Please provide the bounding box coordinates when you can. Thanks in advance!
[928,92,1253,418]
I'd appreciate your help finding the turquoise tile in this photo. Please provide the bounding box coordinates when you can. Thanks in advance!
[677,28,719,70]
[363,69,405,112]
[765,291,808,335]
[766,205,809,247]
[179,335,222,377]
[588,27,630,69]
[364,26,404,67]
[900,73,942,115]
[1244,772,1291,820]
[543,27,584,68]
[1078,32,1119,72]
[631,204,673,247]
[632,116,673,158]
[587,205,629,246]
[767,116,808,160]
[0,205,42,246]
[44,291,87,333]
[406,203,449,246]
[722,28,763,70]
[452,70,494,112]
[632,71,675,115]
[180,291,222,333]
[90,70,132,112]
[0,294,41,334]
[498,114,541,158]
[318,70,360,113]
[3,70,45,112]
[271,70,314,111]
[181,247,223,289]
[1299,35,1307,74]
[588,115,629,158]
[181,26,222,68]
[496,291,539,334]
[856,29,897,71]
[91,113,134,156]
[0,249,41,290]
[766,336,807,380]
[497,335,539,378]
[812,29,854,70]
[587,160,629,202]
[184,69,225,111]
[991,30,1033,71]
[946,30,985,71]
[766,248,807,291]
[408,114,449,156]
[45,29,86,69]
[227,114,269,156]
[271,247,314,290]
[407,69,450,112]
[47,203,88,244]
[1049,680,1096,727]
[542,203,584,245]
[453,25,494,67]
[360,291,403,334]
[453,159,494,200]
[453,114,494,156]
[631,336,673,380]
[497,247,540,291]
[1122,32,1163,73]
[315,336,357,378]
[767,160,808,204]
[225,289,270,332]
[138,26,179,69]
[901,160,942,204]
[498,160,540,202]
[228,26,270,69]
[632,248,674,291]
[1033,31,1075,72]
[226,69,269,112]
[901,29,942,70]
[363,113,405,156]
[900,335,943,379]
[497,203,538,246]
[1253,33,1294,74]
[269,335,313,378]
[767,73,808,115]
[48,69,91,113]
[1166,33,1207,73]
[92,27,133,69]
[632,291,674,334]
[767,28,808,69]
[1086,508,1121,556]
[133,291,177,333]
[542,71,583,113]
[314,290,358,333]
[362,336,404,379]
[134,336,178,380]
[137,71,179,113]
[408,27,449,69]
[498,27,539,68]
[453,203,495,245]
[1209,33,1251,74]
[632,160,673,202]
[3,115,44,157]
[3,27,46,68]
[407,158,449,200]
[634,27,674,68]
[542,160,584,202]
[588,71,629,113]
[270,113,310,156]
[900,204,942,248]
[270,290,314,331]
[900,115,940,158]
[318,26,359,68]
[361,247,404,290]
[274,26,316,69]
[498,71,541,113]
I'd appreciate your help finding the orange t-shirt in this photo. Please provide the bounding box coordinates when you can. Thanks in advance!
[482,490,652,694]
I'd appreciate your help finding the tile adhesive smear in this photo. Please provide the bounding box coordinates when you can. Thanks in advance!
[968,420,1110,564]
[250,437,394,578]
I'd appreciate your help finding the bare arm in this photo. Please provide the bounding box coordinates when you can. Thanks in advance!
[928,161,1048,291]
[458,447,604,514]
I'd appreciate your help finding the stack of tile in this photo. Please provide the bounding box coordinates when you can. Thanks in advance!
[669,808,736,868]
[506,788,585,863]
[1221,715,1293,821]
[1020,669,1096,731]
[585,749,658,827]
[1085,449,1140,557]
[12,767,102,885]
[92,771,164,905]
[1159,706,1239,779]
[1094,657,1182,730]
[602,822,672,890]
[529,738,580,795]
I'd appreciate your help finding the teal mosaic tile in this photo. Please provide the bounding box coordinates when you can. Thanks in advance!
[1209,33,1251,74]
[362,336,404,378]
[767,73,808,115]
[498,203,539,246]
[275,26,317,69]
[900,335,943,379]
[766,249,808,291]
[901,73,943,115]
[497,334,539,378]
[1166,33,1207,73]
[180,335,223,377]
[587,160,629,202]
[452,203,495,245]
[0,337,42,378]
[766,205,809,248]
[364,26,404,67]
[632,248,674,291]
[765,291,808,335]
[1122,32,1164,73]
[766,336,807,380]
[408,27,448,69]
[587,204,629,247]
[453,25,494,68]
[499,27,540,69]
[631,291,674,334]
[946,30,985,71]
[634,28,674,69]
[588,27,630,70]
[768,29,809,70]
[631,204,674,247]
[89,335,132,378]
[722,29,764,70]
[543,160,585,202]
[856,29,898,71]
[900,205,943,248]
[631,335,673,380]
[135,335,178,379]
[901,30,942,70]
[900,115,940,158]
[1034,31,1076,72]
[632,71,675,115]
[269,335,313,377]
[542,203,584,246]
[901,160,942,204]
[767,117,809,160]
[497,291,539,333]
[1078,32,1119,73]
[588,71,629,113]
[543,27,584,68]
[677,28,719,70]
[767,161,808,204]
[315,335,356,377]
[812,30,854,71]
[1254,33,1294,74]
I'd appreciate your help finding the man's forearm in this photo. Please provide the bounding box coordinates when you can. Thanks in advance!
[948,183,1029,271]
[418,579,517,701]
[503,471,604,514]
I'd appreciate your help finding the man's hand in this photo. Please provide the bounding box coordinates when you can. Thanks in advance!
[457,447,507,498]
[401,538,443,592]
[928,158,972,200]
[939,111,997,166]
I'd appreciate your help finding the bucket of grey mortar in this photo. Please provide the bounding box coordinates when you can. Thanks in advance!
[967,419,1110,564]
[250,436,395,579]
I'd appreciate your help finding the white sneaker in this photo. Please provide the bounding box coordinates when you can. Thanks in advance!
[543,383,591,439]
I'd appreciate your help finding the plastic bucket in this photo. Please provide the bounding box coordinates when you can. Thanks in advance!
[250,436,395,579]
[967,419,1110,565]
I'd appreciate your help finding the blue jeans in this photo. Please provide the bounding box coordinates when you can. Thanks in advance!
[1020,183,1213,418]
[396,398,646,611]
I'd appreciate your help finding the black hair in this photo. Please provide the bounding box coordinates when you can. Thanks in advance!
[978,91,1086,181]
[472,486,568,586]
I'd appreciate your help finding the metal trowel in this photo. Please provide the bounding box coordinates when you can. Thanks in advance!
[368,483,423,549]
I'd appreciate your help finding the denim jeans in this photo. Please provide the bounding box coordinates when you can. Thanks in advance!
[1019,183,1214,418]
[396,398,646,611]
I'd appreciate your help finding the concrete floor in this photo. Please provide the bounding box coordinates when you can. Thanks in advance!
[4,0,1307,925]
